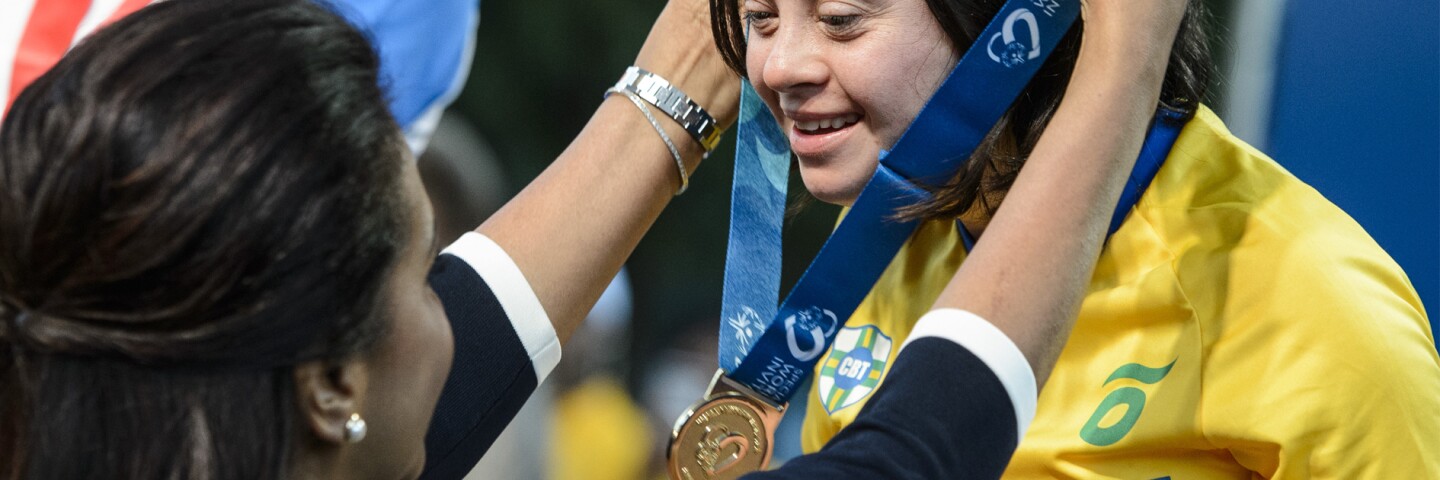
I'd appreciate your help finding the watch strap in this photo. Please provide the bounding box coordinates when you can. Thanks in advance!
[613,66,724,154]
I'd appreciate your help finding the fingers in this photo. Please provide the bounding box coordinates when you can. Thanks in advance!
[633,0,742,127]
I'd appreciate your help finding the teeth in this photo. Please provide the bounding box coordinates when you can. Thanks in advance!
[795,115,860,132]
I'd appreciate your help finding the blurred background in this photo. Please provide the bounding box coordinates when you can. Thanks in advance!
[406,0,1438,478]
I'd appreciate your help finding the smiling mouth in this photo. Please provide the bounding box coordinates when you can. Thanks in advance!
[793,114,861,135]
[787,113,863,158]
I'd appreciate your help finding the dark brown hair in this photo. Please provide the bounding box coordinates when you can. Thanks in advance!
[711,0,1214,220]
[0,0,407,477]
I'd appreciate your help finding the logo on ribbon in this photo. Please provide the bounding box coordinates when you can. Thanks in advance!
[987,8,1043,67]
[726,306,764,366]
[783,307,839,362]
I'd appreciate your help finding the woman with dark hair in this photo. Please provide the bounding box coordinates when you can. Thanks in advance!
[0,0,1273,478]
[712,0,1439,477]
[0,1,453,477]
[0,0,741,477]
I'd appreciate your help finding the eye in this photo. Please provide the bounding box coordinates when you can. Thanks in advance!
[818,15,858,28]
[744,10,776,25]
[743,9,778,35]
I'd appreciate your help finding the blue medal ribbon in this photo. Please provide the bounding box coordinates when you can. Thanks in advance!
[717,81,792,372]
[718,0,1183,404]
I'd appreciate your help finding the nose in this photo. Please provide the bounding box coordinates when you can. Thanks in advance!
[758,22,829,96]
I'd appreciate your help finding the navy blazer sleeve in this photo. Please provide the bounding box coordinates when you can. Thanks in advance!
[418,250,549,480]
[742,338,1022,480]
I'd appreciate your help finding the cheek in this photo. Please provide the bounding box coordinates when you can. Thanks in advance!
[381,289,454,423]
[841,35,957,139]
[844,62,924,135]
[351,289,453,478]
[411,292,454,391]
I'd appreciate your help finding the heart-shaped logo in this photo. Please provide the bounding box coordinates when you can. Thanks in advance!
[986,8,1043,67]
[784,307,838,362]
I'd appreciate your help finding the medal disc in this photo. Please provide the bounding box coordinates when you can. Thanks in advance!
[667,395,773,480]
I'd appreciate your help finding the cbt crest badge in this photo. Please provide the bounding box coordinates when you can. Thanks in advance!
[817,326,894,414]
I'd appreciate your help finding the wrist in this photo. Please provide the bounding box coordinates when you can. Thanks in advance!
[612,67,725,154]
[643,57,741,131]
[1075,30,1172,101]
[601,95,703,186]
[1079,6,1184,75]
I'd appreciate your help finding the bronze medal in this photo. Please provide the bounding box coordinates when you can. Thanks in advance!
[667,371,784,480]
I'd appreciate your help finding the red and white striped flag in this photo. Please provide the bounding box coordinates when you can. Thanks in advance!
[0,0,152,116]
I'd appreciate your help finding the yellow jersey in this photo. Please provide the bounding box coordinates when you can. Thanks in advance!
[800,106,1440,478]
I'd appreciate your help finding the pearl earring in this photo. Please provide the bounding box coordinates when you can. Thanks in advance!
[344,413,368,443]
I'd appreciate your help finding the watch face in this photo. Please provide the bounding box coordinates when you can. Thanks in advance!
[668,395,774,480]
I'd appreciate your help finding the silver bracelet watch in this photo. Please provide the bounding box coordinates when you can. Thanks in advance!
[612,66,723,154]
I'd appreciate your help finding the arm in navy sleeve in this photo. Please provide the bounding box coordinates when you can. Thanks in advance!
[744,309,1036,479]
[742,338,1020,480]
[417,253,536,480]
[417,233,563,480]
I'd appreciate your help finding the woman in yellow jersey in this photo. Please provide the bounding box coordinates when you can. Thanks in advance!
[710,0,1440,477]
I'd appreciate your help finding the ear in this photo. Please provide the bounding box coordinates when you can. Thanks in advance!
[294,358,369,445]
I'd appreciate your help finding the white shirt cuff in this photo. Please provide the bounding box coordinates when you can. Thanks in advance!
[442,232,562,385]
[899,308,1037,441]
